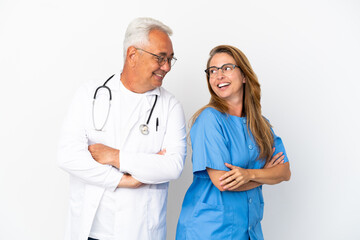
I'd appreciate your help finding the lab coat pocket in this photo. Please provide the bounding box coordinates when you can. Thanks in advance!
[147,186,167,238]
[153,126,166,152]
[186,202,233,239]
[139,126,165,153]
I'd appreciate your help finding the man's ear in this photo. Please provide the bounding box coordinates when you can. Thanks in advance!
[127,46,138,67]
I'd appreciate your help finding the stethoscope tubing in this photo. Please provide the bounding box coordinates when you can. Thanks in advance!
[92,74,158,134]
[92,74,114,131]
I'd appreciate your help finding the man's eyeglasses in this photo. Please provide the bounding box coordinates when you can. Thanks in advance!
[136,48,177,67]
[205,64,241,78]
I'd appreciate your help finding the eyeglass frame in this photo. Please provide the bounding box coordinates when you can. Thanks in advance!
[204,63,242,78]
[136,48,177,67]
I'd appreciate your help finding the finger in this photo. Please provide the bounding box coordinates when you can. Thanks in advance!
[220,171,238,185]
[219,172,230,181]
[219,168,236,181]
[224,162,234,169]
[273,155,285,165]
[157,149,166,155]
[219,169,237,182]
[88,145,93,151]
[269,152,283,165]
[272,151,283,160]
[223,179,239,190]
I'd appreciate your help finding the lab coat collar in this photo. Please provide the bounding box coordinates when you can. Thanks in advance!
[105,73,121,92]
[144,87,160,97]
[108,73,161,97]
[114,74,161,149]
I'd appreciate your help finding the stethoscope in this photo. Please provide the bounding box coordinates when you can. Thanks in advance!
[92,74,158,135]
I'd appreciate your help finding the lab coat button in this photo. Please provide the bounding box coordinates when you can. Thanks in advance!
[249,198,252,204]
[248,145,253,150]
[243,119,246,124]
[248,226,251,231]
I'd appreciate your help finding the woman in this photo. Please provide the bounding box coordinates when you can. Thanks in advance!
[176,45,291,240]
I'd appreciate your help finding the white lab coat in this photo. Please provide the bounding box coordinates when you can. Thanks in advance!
[58,74,187,240]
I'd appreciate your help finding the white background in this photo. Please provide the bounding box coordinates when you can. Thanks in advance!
[1,0,359,239]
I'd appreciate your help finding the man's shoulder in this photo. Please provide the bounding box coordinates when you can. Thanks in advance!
[159,87,179,103]
[77,74,118,95]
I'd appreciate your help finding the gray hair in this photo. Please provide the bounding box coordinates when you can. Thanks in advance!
[123,17,173,60]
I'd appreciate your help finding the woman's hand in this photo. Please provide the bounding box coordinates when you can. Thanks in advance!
[219,148,285,190]
[219,163,252,190]
[264,148,285,169]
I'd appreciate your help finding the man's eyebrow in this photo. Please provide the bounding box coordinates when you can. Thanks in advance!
[158,52,174,57]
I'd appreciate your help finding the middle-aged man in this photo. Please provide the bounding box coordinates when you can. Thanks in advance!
[58,17,187,240]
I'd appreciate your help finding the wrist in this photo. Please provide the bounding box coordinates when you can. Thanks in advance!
[248,169,256,181]
[113,150,120,169]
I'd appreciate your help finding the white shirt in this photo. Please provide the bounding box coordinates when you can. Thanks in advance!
[58,73,187,240]
[90,80,154,239]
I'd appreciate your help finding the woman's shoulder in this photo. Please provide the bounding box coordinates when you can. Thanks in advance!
[198,107,224,120]
[192,107,226,131]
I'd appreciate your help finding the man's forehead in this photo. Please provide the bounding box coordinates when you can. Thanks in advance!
[145,30,173,56]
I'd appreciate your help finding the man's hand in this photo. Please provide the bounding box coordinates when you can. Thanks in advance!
[88,143,120,169]
[117,174,143,188]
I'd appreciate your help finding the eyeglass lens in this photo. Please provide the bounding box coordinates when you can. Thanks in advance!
[207,64,236,77]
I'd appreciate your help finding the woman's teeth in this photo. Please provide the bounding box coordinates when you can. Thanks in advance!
[218,83,230,88]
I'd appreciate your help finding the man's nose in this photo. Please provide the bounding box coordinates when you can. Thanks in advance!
[160,60,171,72]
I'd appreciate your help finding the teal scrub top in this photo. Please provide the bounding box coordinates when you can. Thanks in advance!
[176,108,289,240]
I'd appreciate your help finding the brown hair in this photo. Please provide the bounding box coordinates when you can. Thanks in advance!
[192,45,274,162]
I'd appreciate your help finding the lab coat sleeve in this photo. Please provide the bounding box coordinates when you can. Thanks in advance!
[119,100,187,184]
[57,84,123,190]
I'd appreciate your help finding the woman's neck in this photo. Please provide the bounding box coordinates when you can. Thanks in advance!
[227,100,244,117]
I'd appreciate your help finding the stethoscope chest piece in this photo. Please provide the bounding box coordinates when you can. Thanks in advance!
[139,95,158,135]
[139,124,149,135]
